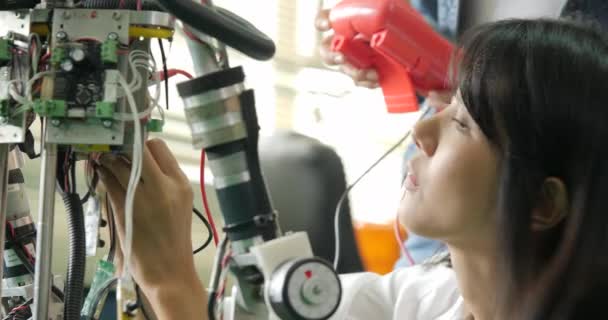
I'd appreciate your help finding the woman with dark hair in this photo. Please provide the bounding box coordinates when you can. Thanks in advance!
[97,18,608,319]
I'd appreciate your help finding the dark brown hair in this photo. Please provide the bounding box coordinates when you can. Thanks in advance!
[457,19,608,319]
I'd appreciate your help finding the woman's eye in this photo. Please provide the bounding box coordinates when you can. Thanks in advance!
[451,117,469,131]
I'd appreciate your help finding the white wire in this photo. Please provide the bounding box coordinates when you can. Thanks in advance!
[117,73,143,280]
[29,33,41,74]
[112,105,154,121]
[6,71,54,115]
[148,71,164,122]
[26,71,54,101]
[127,55,142,92]
[127,51,149,91]
[332,130,413,270]
[7,80,27,105]
[332,193,347,270]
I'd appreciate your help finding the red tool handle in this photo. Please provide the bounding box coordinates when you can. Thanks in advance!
[329,0,454,113]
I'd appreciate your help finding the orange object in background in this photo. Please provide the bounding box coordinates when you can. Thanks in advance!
[353,220,406,274]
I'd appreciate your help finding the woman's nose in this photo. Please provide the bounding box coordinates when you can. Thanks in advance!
[412,117,439,157]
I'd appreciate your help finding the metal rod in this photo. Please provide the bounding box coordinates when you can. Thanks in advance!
[0,144,10,301]
[33,139,57,320]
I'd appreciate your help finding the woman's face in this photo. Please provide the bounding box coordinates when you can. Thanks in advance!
[399,93,501,248]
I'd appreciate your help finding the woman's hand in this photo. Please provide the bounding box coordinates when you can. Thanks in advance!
[316,8,380,88]
[97,139,207,319]
[426,90,454,111]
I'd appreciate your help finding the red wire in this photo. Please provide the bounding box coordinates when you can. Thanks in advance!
[11,305,29,312]
[394,213,415,266]
[183,27,207,46]
[201,149,220,246]
[7,222,35,264]
[136,0,142,10]
[154,69,194,81]
[40,52,50,63]
[173,69,194,79]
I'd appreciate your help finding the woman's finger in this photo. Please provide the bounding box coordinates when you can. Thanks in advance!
[340,63,366,82]
[320,33,343,66]
[140,143,165,187]
[355,80,380,89]
[315,9,331,31]
[146,139,187,182]
[98,154,132,190]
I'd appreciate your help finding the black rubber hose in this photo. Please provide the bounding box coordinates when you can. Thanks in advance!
[154,0,275,60]
[82,0,161,10]
[62,193,86,320]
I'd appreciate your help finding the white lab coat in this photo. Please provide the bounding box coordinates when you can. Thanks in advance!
[331,264,463,320]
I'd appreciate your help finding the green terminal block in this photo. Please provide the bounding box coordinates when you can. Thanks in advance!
[0,100,9,118]
[81,260,116,317]
[50,47,66,66]
[33,99,67,118]
[101,39,118,65]
[0,39,12,63]
[146,119,164,132]
[95,101,115,119]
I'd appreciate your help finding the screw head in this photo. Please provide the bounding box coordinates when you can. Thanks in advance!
[56,31,68,41]
[112,12,122,20]
[70,48,86,62]
[102,120,113,128]
[60,59,74,72]
[108,32,119,41]
[51,119,61,127]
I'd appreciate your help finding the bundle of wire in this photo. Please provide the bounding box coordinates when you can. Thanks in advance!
[115,71,144,282]
[113,50,164,122]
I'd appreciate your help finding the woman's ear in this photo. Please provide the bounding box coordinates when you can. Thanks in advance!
[531,177,569,231]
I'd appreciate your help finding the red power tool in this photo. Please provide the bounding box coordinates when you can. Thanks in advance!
[329,0,455,113]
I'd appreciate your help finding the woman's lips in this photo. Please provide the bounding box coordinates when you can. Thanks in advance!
[404,172,419,191]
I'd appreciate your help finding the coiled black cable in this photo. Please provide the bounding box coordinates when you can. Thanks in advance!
[154,0,275,60]
[62,193,86,320]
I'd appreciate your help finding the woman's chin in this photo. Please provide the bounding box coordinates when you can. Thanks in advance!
[398,203,441,239]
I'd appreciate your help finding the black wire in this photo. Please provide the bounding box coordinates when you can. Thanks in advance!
[81,170,99,204]
[82,277,118,319]
[70,150,77,194]
[208,237,228,320]
[6,226,65,302]
[56,148,68,193]
[135,284,152,320]
[107,195,116,264]
[158,39,169,111]
[193,207,213,254]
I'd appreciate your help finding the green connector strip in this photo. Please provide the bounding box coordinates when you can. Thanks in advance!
[33,99,67,117]
[146,119,164,132]
[101,39,118,65]
[50,47,66,66]
[81,260,116,317]
[95,101,115,119]
[0,39,12,63]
